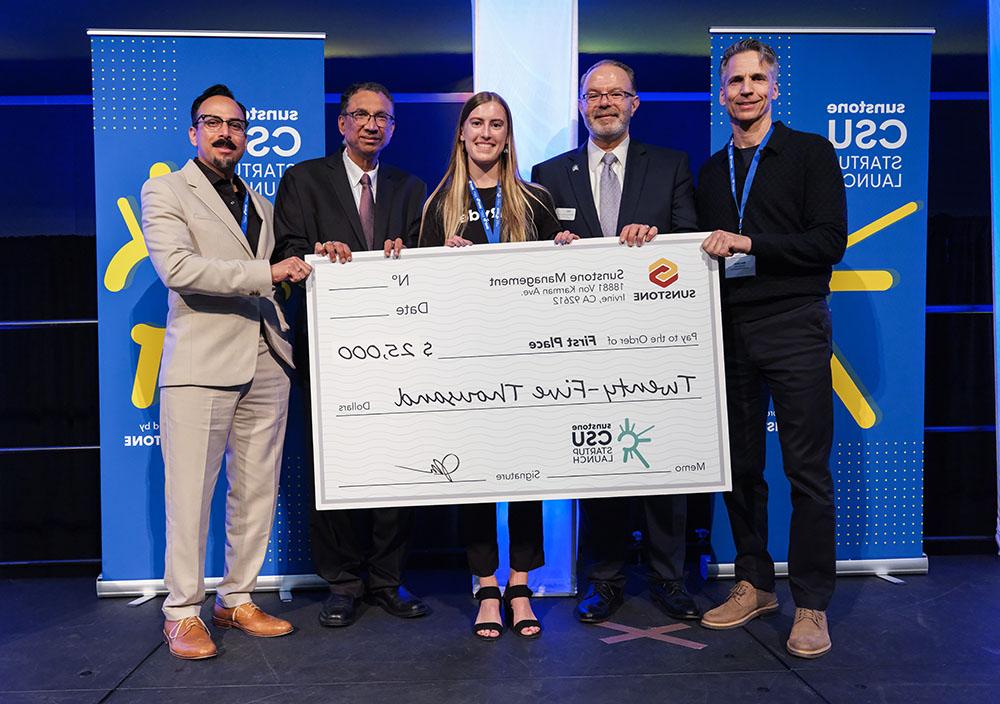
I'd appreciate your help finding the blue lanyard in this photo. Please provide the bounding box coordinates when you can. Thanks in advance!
[240,193,250,235]
[468,180,502,243]
[727,125,774,234]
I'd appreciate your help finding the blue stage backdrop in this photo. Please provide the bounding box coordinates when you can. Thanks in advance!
[91,30,325,594]
[708,28,932,574]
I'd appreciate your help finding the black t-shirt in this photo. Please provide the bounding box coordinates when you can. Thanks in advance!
[419,183,561,247]
[733,145,759,204]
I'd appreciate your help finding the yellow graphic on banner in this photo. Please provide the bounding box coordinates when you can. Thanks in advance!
[830,270,896,292]
[846,202,919,248]
[830,201,919,429]
[130,324,165,409]
[103,162,174,408]
[104,162,171,292]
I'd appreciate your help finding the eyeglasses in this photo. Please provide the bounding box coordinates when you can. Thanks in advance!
[343,110,395,128]
[194,114,249,134]
[579,90,636,105]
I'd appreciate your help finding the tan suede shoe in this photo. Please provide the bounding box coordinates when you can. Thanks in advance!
[212,602,293,637]
[700,580,779,629]
[163,616,217,660]
[786,608,831,658]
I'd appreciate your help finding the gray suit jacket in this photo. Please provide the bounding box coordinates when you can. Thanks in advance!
[141,159,293,388]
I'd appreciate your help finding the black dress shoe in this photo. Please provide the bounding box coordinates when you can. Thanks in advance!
[650,580,701,620]
[318,593,359,627]
[368,585,431,619]
[575,582,624,623]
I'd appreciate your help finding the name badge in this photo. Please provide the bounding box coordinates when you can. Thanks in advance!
[724,253,756,278]
[555,208,576,221]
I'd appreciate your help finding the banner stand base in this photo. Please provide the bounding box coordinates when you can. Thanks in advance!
[96,573,329,599]
[707,556,928,579]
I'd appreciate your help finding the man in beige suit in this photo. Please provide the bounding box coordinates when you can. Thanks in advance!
[141,84,312,660]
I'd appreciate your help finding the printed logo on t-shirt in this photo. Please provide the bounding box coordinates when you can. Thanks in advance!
[461,206,498,224]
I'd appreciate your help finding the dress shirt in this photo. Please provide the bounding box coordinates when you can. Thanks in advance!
[342,148,379,210]
[193,158,262,255]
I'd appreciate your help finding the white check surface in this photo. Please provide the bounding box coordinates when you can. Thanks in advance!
[307,236,730,510]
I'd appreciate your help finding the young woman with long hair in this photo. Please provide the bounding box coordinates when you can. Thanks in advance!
[419,92,577,641]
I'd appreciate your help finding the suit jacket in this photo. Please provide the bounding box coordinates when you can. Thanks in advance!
[530,140,698,237]
[141,159,293,388]
[272,147,427,260]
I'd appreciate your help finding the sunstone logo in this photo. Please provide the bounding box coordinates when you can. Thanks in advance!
[648,258,678,288]
[634,258,696,301]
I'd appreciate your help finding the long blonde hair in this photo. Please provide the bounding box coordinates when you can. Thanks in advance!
[420,92,548,244]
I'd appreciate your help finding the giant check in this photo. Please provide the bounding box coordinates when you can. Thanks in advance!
[306,235,730,510]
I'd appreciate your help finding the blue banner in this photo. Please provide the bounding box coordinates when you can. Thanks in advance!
[92,31,325,587]
[709,30,932,566]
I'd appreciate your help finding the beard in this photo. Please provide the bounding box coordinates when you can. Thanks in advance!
[209,137,240,172]
[586,110,629,142]
[210,154,238,172]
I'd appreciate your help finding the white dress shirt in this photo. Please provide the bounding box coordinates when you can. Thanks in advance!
[342,148,379,210]
[587,136,630,219]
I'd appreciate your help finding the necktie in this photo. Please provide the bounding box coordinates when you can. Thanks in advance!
[359,173,375,251]
[599,152,621,238]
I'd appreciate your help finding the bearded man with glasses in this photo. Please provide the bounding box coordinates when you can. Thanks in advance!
[273,82,429,629]
[141,84,311,659]
[531,60,700,625]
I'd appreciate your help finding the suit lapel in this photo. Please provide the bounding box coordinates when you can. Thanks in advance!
[374,166,395,248]
[567,144,602,237]
[182,160,253,257]
[327,150,366,248]
[618,140,648,232]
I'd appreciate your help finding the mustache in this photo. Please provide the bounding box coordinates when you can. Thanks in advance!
[594,109,619,118]
[212,137,237,149]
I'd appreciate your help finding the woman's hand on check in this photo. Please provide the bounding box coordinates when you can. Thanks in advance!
[553,230,579,245]
[445,236,474,247]
[383,237,406,258]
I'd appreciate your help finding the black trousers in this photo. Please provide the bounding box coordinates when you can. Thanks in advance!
[723,298,836,610]
[310,505,414,597]
[460,501,545,578]
[579,495,687,589]
[297,335,414,598]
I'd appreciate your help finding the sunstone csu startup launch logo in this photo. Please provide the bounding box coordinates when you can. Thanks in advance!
[634,258,696,301]
[571,418,655,468]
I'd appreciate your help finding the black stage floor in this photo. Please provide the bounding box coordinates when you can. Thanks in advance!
[2,555,998,704]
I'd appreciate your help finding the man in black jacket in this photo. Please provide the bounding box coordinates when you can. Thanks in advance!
[273,82,428,628]
[696,39,847,659]
[532,60,700,625]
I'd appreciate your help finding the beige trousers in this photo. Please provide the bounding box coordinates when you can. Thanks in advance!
[160,336,290,620]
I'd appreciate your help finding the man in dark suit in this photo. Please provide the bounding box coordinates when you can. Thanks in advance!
[273,82,428,627]
[531,60,700,624]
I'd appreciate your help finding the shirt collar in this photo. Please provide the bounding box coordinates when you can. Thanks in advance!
[764,120,787,153]
[194,158,241,191]
[732,120,786,154]
[587,135,630,174]
[342,148,379,187]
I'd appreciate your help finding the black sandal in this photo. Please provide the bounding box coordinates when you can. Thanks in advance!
[472,586,504,641]
[504,584,542,639]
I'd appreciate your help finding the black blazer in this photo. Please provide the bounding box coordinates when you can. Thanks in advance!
[272,147,427,260]
[530,140,698,237]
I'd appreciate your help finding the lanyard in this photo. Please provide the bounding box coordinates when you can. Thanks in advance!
[240,193,250,235]
[468,180,502,243]
[727,125,773,234]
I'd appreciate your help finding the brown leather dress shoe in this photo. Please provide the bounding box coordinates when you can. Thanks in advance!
[786,608,832,658]
[212,601,293,637]
[163,616,217,660]
[700,580,778,629]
